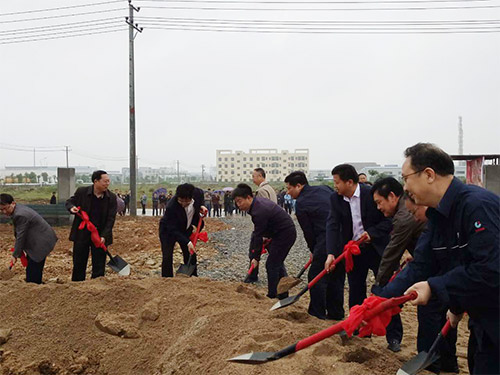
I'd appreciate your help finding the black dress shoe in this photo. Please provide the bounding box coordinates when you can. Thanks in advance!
[387,339,401,352]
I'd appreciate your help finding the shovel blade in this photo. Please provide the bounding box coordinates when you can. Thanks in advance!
[107,255,130,276]
[176,263,196,277]
[227,352,275,364]
[277,276,302,294]
[270,294,300,311]
[397,350,440,375]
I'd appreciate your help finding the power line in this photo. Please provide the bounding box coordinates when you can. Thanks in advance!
[136,0,497,3]
[0,20,124,37]
[0,24,125,42]
[0,28,127,45]
[0,1,125,17]
[0,17,123,35]
[1,8,126,24]
[136,15,500,24]
[144,24,500,32]
[141,3,500,10]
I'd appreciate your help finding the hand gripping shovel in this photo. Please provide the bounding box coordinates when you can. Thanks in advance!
[243,239,271,283]
[270,236,366,311]
[277,253,313,295]
[229,292,417,364]
[397,318,455,375]
[75,209,130,276]
[177,213,207,277]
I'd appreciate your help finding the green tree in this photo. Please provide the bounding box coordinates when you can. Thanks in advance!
[41,172,49,182]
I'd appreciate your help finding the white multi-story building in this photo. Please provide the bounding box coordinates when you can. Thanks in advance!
[216,149,309,183]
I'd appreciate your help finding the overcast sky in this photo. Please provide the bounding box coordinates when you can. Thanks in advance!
[1,0,499,173]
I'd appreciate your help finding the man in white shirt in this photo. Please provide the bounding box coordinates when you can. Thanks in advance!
[325,164,392,318]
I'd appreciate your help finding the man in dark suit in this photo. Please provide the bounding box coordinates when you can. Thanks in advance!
[159,183,207,277]
[325,164,392,318]
[66,170,117,281]
[0,193,58,284]
[285,171,338,320]
[233,183,296,299]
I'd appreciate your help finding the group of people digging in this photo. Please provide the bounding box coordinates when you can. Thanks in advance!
[1,142,498,375]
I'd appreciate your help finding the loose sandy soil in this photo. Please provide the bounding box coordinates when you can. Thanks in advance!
[0,216,470,375]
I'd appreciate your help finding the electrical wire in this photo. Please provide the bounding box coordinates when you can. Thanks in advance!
[0,28,127,45]
[0,17,122,35]
[0,1,126,17]
[0,19,124,36]
[144,24,500,32]
[141,3,500,10]
[1,8,127,24]
[136,15,500,24]
[136,0,497,4]
[0,24,125,41]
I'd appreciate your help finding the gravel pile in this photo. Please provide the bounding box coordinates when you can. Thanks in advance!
[198,214,311,287]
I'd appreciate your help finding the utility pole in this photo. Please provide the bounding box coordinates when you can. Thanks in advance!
[201,164,205,181]
[33,148,35,167]
[126,0,142,216]
[65,146,69,168]
[458,116,464,155]
[177,160,180,184]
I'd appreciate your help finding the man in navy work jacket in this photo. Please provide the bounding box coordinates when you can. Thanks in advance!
[233,183,297,299]
[381,143,498,375]
[325,164,392,318]
[285,171,338,320]
[159,183,207,277]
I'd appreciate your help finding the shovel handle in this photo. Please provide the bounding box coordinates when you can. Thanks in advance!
[307,251,347,289]
[441,319,452,337]
[296,255,313,279]
[293,292,417,353]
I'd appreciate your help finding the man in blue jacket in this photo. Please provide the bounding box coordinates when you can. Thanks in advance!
[233,183,297,299]
[159,183,207,277]
[285,171,338,320]
[381,143,498,375]
[325,164,392,318]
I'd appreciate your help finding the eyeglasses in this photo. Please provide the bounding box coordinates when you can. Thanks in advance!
[402,169,425,183]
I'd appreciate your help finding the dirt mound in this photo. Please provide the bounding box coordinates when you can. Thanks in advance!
[0,217,471,375]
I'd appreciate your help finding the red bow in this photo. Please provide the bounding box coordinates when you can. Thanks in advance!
[341,295,402,337]
[191,231,208,244]
[10,247,28,267]
[76,208,107,251]
[343,240,362,273]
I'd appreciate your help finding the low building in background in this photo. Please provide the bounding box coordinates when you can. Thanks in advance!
[216,149,309,183]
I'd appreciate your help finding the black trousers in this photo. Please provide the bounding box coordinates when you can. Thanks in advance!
[386,313,403,344]
[160,233,197,277]
[26,255,46,284]
[417,298,458,368]
[72,239,107,281]
[265,230,296,299]
[308,251,345,320]
[468,323,500,375]
[141,203,146,215]
[347,245,381,308]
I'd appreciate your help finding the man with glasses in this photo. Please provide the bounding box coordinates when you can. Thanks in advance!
[159,183,208,277]
[66,170,117,281]
[379,143,498,375]
[0,193,58,284]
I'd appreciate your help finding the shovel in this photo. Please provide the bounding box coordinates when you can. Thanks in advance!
[397,319,454,375]
[243,239,271,283]
[270,235,366,311]
[229,292,417,364]
[176,212,207,277]
[277,254,313,294]
[105,248,130,276]
[75,210,130,276]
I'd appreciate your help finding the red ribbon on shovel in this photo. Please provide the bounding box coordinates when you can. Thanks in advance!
[9,247,28,269]
[75,208,107,250]
[189,212,208,247]
[342,293,414,337]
